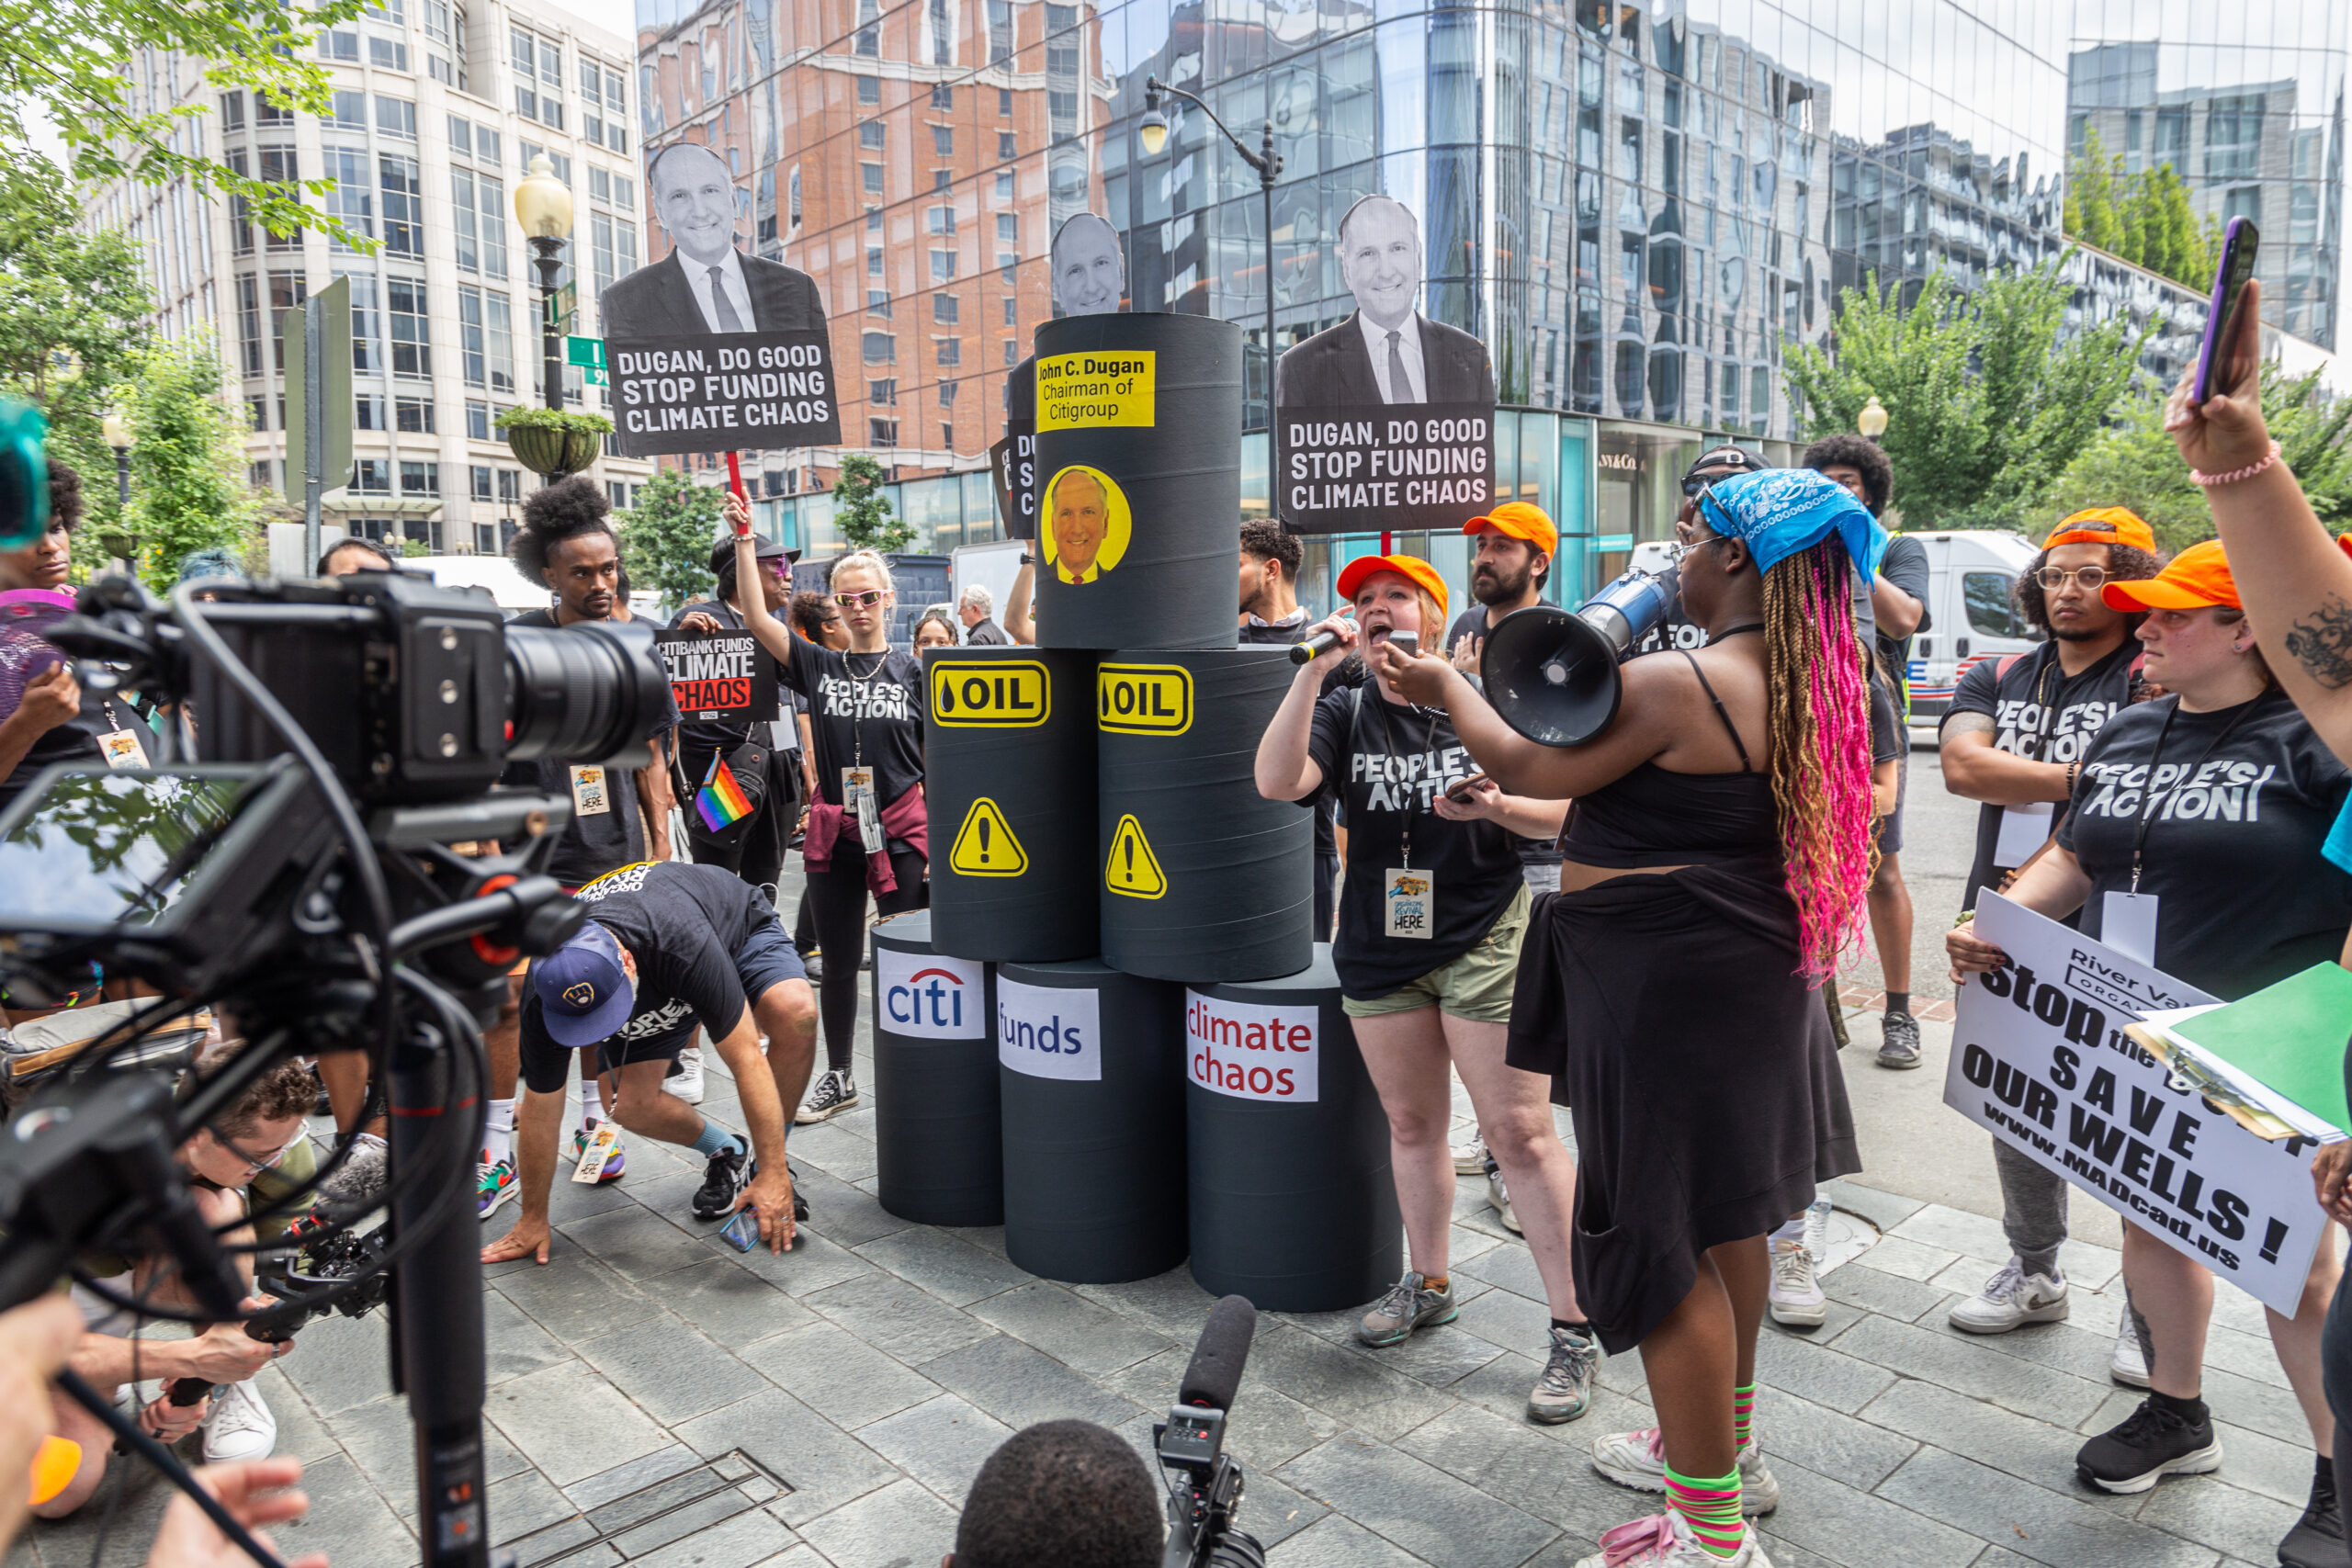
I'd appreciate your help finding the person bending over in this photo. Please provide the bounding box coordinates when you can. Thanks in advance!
[1256,551,1596,1428]
[481,861,816,1264]
[1386,468,1882,1566]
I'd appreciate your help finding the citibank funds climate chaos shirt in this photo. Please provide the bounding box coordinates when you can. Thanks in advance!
[2059,689,2352,1001]
[499,608,679,888]
[518,861,768,1055]
[1946,638,2140,908]
[1306,685,1521,998]
[778,634,924,808]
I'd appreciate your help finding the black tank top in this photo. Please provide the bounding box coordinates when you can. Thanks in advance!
[1560,649,1780,869]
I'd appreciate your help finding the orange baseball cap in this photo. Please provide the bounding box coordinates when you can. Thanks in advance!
[1463,501,1558,558]
[1336,553,1450,626]
[2046,507,2157,554]
[2101,537,2240,612]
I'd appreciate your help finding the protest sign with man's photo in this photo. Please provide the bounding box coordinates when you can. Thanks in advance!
[994,213,1126,538]
[1273,194,1497,535]
[1946,892,2329,1316]
[603,139,842,456]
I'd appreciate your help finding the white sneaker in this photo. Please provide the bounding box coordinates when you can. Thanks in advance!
[671,1045,706,1104]
[1482,1153,1521,1235]
[1452,1131,1488,1175]
[200,1379,277,1462]
[1768,1239,1826,1328]
[1948,1258,2068,1334]
[1571,1508,1774,1567]
[1589,1427,1780,1516]
[2111,1305,2153,1389]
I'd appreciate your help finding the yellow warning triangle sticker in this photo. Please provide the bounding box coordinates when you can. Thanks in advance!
[1105,813,1167,898]
[949,797,1028,876]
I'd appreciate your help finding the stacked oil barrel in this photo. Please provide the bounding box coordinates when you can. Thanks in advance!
[870,312,1398,1309]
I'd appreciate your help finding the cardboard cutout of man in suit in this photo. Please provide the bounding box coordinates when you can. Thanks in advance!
[1272,195,1493,407]
[1049,212,1125,316]
[601,141,830,340]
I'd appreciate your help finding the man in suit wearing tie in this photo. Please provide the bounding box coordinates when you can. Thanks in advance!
[1272,195,1495,408]
[600,141,830,340]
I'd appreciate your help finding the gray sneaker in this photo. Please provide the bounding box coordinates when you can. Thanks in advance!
[1877,1010,1922,1069]
[1358,1271,1457,1347]
[1528,1323,1602,1425]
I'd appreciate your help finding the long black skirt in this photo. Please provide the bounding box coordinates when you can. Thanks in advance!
[1505,857,1859,1357]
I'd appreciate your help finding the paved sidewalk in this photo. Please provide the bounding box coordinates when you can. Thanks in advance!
[9,1002,2320,1568]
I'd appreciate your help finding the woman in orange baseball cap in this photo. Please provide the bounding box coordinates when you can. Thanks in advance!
[1950,535,2352,1550]
[1254,551,1597,1428]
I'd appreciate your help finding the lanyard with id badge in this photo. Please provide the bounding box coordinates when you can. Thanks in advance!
[95,702,150,769]
[1369,693,1441,939]
[842,649,890,853]
[2103,697,2256,964]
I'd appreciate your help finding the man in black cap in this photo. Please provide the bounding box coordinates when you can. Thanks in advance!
[1634,446,1769,656]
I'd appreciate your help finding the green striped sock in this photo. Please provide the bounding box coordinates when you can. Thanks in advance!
[1732,1382,1757,1451]
[1663,1462,1744,1559]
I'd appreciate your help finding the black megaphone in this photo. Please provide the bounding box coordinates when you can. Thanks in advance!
[1479,562,1682,747]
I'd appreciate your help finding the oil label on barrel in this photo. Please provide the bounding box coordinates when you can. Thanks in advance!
[931,660,1050,727]
[1185,992,1319,1102]
[1097,664,1193,735]
[950,798,1028,877]
[1104,815,1167,899]
[996,977,1101,1080]
[1035,351,1156,429]
[876,948,985,1039]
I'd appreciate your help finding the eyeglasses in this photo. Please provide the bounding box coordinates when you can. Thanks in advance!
[2035,566,2109,590]
[832,590,887,608]
[220,1133,300,1177]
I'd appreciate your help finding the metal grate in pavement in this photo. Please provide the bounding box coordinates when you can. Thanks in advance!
[503,1450,795,1568]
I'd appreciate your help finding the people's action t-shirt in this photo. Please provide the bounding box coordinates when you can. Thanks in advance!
[778,634,925,809]
[1305,684,1521,998]
[518,861,769,1055]
[1944,638,2140,909]
[500,607,679,887]
[2060,689,2352,1001]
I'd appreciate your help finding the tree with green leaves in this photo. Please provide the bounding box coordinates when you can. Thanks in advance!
[117,333,264,592]
[618,467,722,611]
[2063,131,2219,290]
[2064,128,2124,254]
[1781,258,2150,530]
[2,0,370,248]
[2047,364,2352,553]
[832,453,911,554]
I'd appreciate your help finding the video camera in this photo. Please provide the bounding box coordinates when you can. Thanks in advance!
[1156,1296,1268,1568]
[163,1211,392,1410]
[0,491,672,1568]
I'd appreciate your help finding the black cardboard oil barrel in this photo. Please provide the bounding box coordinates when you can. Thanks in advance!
[870,912,1001,1225]
[1099,648,1311,983]
[922,645,1097,962]
[1184,947,1400,1310]
[1030,312,1239,652]
[997,958,1187,1282]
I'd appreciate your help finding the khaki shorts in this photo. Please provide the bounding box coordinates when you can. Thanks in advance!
[1342,883,1530,1025]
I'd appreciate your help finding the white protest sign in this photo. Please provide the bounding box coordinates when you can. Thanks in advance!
[995,977,1100,1081]
[1184,991,1319,1103]
[1946,892,2326,1316]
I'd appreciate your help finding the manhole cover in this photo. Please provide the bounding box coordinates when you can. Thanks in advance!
[504,1450,795,1568]
[1818,1208,1881,1276]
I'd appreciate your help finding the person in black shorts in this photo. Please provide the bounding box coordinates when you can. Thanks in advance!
[480,861,817,1264]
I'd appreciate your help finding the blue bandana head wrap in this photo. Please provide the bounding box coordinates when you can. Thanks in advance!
[1697,468,1887,583]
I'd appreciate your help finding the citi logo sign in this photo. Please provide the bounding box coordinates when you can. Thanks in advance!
[874,947,983,1040]
[996,976,1101,1082]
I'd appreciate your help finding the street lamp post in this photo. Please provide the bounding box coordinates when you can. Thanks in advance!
[1858,393,1889,444]
[514,154,576,417]
[101,404,135,570]
[1138,77,1283,421]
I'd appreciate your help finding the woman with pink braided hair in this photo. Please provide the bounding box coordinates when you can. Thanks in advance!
[1383,466,1883,1566]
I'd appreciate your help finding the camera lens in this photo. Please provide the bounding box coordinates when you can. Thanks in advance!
[503,621,673,764]
[1205,1530,1268,1568]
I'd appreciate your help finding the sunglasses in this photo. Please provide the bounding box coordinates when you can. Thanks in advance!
[832,590,887,609]
[1680,471,1745,499]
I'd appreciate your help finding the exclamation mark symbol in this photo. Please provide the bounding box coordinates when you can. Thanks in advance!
[978,817,991,864]
[2260,1217,2290,1264]
[1125,835,1136,878]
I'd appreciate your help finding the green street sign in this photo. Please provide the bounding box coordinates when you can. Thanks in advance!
[545,282,577,328]
[567,335,605,369]
[583,366,607,387]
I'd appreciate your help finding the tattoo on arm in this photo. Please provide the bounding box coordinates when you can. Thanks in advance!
[2285,595,2352,690]
[1939,712,1995,741]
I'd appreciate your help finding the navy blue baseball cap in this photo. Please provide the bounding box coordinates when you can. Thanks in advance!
[533,922,634,1046]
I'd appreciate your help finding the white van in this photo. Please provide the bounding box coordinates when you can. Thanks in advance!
[1903,529,2042,743]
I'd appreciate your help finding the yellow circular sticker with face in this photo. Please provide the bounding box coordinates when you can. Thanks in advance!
[1042,464,1131,586]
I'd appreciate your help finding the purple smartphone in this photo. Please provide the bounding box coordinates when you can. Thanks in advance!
[2191,218,2260,406]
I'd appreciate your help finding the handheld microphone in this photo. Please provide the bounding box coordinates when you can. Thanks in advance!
[1286,620,1351,666]
[1178,1295,1256,1411]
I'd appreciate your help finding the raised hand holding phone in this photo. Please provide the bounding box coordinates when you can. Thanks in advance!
[2165,223,2271,476]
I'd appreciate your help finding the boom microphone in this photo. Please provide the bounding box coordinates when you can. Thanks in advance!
[1178,1295,1257,1411]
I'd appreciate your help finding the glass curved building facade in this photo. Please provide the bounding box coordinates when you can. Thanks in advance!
[633,0,2346,602]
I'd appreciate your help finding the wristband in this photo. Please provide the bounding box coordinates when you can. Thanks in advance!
[2188,439,2282,488]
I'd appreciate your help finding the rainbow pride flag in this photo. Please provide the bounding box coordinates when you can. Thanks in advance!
[695,752,755,832]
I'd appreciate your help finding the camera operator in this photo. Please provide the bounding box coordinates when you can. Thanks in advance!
[39,1052,320,1517]
[944,1419,1161,1568]
[478,479,686,1212]
[480,861,816,1264]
